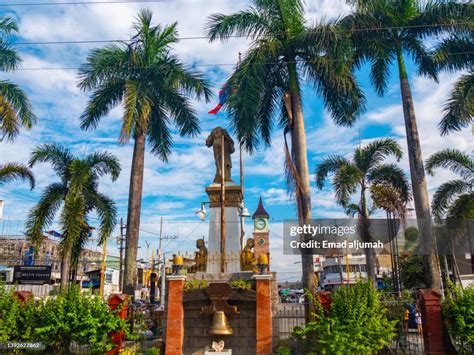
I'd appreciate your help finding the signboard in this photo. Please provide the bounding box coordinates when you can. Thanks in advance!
[13,265,52,284]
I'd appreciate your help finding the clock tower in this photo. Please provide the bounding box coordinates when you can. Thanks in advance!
[252,197,270,260]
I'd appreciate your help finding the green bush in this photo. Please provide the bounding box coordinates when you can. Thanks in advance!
[0,284,37,343]
[183,279,208,291]
[291,282,396,354]
[442,283,474,353]
[229,279,253,290]
[0,283,128,353]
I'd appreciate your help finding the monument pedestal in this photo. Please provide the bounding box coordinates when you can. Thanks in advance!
[206,182,243,273]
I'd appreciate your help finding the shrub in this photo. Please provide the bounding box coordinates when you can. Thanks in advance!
[291,282,396,354]
[229,279,253,290]
[0,283,128,353]
[442,283,474,353]
[183,279,208,291]
[34,286,126,353]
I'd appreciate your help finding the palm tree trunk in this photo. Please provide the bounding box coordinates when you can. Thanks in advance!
[60,247,71,290]
[123,132,146,295]
[288,62,315,321]
[396,48,441,290]
[360,187,376,286]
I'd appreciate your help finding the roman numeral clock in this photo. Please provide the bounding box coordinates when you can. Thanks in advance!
[252,197,270,265]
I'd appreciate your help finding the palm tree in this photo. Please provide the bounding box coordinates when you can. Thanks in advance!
[432,34,473,135]
[0,162,35,189]
[206,0,365,303]
[78,9,211,295]
[315,138,410,285]
[340,0,472,290]
[24,143,120,289]
[0,16,36,141]
[426,149,473,220]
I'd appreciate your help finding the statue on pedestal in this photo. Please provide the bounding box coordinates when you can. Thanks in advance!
[206,127,235,183]
[188,238,208,273]
[240,238,257,272]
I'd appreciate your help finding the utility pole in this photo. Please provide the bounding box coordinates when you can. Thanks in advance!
[118,218,125,293]
[99,237,108,298]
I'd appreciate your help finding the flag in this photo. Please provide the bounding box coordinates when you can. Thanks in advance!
[208,85,231,114]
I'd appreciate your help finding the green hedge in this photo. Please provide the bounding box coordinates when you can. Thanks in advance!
[0,283,127,353]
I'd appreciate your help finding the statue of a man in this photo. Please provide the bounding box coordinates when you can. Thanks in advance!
[206,127,235,183]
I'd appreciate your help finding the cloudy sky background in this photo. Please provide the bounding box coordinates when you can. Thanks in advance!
[0,0,471,281]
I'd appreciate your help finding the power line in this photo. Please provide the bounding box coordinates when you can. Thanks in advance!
[0,0,223,7]
[7,50,474,71]
[7,22,473,46]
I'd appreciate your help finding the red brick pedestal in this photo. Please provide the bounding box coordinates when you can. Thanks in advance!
[419,289,445,353]
[253,274,273,355]
[165,275,186,355]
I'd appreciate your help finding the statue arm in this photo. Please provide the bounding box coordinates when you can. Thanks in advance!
[205,134,213,147]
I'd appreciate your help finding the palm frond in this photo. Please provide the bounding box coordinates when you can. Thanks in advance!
[315,155,351,189]
[426,148,474,181]
[24,182,66,249]
[88,192,117,245]
[409,1,473,38]
[355,138,402,173]
[446,192,474,220]
[77,45,129,91]
[29,143,74,179]
[0,162,35,189]
[0,80,37,141]
[0,42,21,71]
[206,8,270,42]
[333,163,362,207]
[431,179,472,219]
[85,151,121,181]
[79,79,125,131]
[147,105,173,161]
[433,35,474,73]
[367,163,411,204]
[439,71,474,136]
[403,35,438,81]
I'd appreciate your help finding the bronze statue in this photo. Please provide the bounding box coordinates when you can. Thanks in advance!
[240,238,257,272]
[206,127,235,183]
[188,238,208,273]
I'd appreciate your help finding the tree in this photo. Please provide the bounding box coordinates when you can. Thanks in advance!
[433,33,474,135]
[426,149,474,220]
[340,0,472,289]
[78,9,211,295]
[0,16,36,141]
[25,143,120,289]
[315,138,410,284]
[0,162,35,189]
[206,0,365,311]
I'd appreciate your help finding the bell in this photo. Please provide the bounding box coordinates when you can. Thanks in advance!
[208,311,233,335]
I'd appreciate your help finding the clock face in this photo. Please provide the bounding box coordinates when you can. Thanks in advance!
[255,218,267,230]
[257,237,266,246]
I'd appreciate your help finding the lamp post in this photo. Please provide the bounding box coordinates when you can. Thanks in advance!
[220,135,226,273]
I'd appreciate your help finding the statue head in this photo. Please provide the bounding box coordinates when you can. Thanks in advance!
[196,238,205,249]
[245,238,255,249]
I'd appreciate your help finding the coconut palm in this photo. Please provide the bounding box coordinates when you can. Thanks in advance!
[78,9,211,295]
[0,162,35,189]
[0,16,37,141]
[206,0,365,302]
[339,0,472,289]
[426,149,473,219]
[315,138,410,284]
[432,34,473,135]
[24,144,120,289]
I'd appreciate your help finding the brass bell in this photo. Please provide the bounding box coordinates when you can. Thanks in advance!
[208,311,233,335]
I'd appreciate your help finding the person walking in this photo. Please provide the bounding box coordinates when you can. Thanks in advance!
[415,308,423,335]
[403,308,410,334]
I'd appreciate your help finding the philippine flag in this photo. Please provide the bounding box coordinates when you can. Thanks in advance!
[208,85,231,114]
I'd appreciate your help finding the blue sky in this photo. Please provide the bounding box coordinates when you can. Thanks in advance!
[0,0,472,280]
